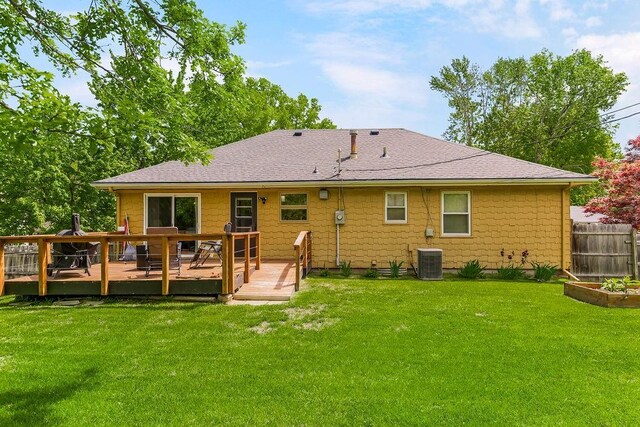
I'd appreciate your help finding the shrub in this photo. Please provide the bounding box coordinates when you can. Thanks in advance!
[497,248,529,280]
[339,260,352,277]
[363,267,379,279]
[601,276,631,293]
[318,268,330,277]
[458,259,486,279]
[531,262,558,282]
[497,265,526,280]
[389,259,404,278]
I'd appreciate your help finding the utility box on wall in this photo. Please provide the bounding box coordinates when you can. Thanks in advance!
[417,248,443,280]
[335,210,345,225]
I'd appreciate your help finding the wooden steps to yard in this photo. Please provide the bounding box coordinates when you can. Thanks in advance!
[234,261,298,301]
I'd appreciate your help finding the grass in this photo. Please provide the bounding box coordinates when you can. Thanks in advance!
[2,278,640,425]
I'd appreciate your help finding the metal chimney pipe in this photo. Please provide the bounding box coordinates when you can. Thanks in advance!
[349,129,358,159]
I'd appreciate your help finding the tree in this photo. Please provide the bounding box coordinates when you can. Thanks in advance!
[0,0,333,234]
[585,135,640,229]
[430,49,628,203]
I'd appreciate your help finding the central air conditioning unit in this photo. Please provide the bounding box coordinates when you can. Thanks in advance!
[417,248,443,280]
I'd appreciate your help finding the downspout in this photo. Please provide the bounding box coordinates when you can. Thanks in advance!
[336,149,343,266]
[336,222,340,267]
[336,187,342,267]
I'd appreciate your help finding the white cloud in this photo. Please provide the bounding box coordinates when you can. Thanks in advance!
[584,16,602,28]
[304,0,542,40]
[577,32,640,81]
[321,63,425,105]
[307,32,406,65]
[246,60,292,70]
[302,30,427,130]
[304,0,436,15]
[576,32,640,143]
[471,0,541,39]
[561,26,578,41]
[539,0,575,22]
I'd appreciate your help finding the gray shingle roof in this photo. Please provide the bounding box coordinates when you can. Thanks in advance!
[94,128,595,187]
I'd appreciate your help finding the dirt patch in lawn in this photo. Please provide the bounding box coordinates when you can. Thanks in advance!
[284,304,338,331]
[249,321,273,335]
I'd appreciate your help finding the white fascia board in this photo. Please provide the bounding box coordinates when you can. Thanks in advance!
[92,177,597,191]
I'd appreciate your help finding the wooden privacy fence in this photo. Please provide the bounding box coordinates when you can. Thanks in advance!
[0,232,260,297]
[572,223,639,282]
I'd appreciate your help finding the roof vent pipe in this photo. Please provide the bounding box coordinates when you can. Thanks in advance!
[382,146,389,158]
[349,129,358,159]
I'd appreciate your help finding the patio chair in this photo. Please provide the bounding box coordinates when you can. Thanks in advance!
[144,227,182,277]
[189,240,223,269]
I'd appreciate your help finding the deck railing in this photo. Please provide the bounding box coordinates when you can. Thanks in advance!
[0,231,260,297]
[293,231,312,291]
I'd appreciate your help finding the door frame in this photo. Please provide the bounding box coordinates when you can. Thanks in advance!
[229,192,258,232]
[230,192,258,258]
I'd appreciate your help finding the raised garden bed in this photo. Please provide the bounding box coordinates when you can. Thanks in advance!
[564,281,640,308]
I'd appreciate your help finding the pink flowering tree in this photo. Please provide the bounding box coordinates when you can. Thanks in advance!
[585,135,640,229]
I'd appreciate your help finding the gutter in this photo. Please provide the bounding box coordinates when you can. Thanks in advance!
[92,177,598,191]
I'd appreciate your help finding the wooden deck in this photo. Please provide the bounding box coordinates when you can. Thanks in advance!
[4,259,298,300]
[0,231,309,301]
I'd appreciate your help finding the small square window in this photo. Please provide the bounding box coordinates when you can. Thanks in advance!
[385,192,407,223]
[280,193,308,222]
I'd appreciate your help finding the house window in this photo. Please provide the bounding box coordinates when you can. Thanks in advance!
[442,191,470,236]
[385,192,407,223]
[145,194,201,251]
[280,193,308,221]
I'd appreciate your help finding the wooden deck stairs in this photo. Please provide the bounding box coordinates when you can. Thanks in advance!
[234,261,298,301]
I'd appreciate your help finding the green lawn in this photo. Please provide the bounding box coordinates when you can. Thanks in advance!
[1,277,640,425]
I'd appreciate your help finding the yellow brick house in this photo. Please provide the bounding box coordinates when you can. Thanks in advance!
[93,129,595,273]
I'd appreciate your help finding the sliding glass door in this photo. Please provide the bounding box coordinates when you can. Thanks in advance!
[145,194,200,253]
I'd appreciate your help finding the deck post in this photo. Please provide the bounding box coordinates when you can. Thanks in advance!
[244,234,250,284]
[37,238,49,296]
[100,237,110,296]
[0,243,5,296]
[161,236,170,296]
[227,235,235,293]
[255,232,261,270]
[221,234,229,294]
[295,244,301,292]
[308,231,312,272]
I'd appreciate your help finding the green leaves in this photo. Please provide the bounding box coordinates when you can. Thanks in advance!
[0,0,333,235]
[430,49,628,204]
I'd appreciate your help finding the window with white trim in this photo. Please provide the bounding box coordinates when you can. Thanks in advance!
[442,191,470,236]
[280,193,308,221]
[385,192,407,223]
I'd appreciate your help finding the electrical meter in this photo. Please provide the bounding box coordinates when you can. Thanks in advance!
[335,210,345,225]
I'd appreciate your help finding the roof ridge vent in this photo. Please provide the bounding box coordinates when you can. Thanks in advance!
[293,130,303,136]
[370,129,380,135]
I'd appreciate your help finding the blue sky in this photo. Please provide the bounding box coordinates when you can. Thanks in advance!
[49,0,640,145]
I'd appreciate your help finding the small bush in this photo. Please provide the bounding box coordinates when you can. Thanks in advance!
[339,260,352,277]
[318,268,330,277]
[458,259,486,279]
[388,259,404,278]
[497,264,526,280]
[601,276,631,292]
[531,262,558,282]
[363,268,379,279]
